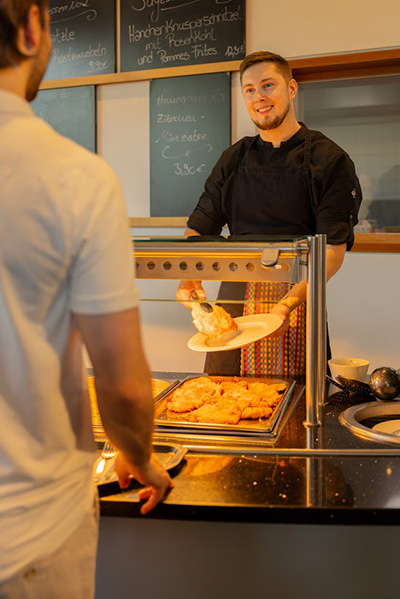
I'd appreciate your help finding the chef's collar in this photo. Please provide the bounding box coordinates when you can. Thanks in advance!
[258,122,306,149]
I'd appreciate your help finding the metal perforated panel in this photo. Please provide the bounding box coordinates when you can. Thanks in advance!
[133,240,309,283]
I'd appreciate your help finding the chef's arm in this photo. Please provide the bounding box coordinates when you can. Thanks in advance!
[176,227,207,307]
[270,243,346,327]
[74,308,173,513]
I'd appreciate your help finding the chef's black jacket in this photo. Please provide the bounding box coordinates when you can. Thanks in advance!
[187,124,362,249]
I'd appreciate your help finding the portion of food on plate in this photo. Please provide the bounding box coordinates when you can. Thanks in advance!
[191,303,238,343]
[166,376,287,425]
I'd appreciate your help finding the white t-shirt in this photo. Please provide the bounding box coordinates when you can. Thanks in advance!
[0,90,139,582]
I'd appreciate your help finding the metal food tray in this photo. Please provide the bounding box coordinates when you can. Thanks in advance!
[92,378,180,440]
[94,441,187,489]
[154,375,296,437]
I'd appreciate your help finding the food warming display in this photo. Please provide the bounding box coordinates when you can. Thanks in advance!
[133,236,327,426]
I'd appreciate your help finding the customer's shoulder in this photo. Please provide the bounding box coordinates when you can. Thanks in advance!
[32,117,115,178]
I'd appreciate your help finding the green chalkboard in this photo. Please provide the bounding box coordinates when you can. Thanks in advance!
[31,86,96,152]
[44,0,115,81]
[120,0,245,72]
[150,73,230,217]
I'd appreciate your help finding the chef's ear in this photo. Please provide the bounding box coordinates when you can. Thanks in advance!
[289,78,298,100]
[16,5,42,58]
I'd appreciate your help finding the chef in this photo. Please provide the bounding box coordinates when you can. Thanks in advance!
[177,51,362,377]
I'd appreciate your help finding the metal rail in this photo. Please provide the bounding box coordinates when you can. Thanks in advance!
[304,234,327,427]
[133,238,309,283]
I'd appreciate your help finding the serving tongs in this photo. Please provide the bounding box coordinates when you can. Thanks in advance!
[190,290,213,313]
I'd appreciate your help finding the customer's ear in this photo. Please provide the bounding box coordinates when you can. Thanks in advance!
[16,5,42,58]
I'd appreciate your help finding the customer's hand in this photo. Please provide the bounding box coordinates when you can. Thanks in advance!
[176,280,207,309]
[115,452,173,515]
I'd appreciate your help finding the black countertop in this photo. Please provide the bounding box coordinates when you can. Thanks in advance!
[99,373,400,525]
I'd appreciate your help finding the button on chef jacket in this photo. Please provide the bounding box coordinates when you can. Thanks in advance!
[187,123,362,248]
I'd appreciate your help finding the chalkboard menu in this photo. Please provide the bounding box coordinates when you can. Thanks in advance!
[31,86,96,152]
[44,0,115,81]
[150,73,230,217]
[120,0,245,72]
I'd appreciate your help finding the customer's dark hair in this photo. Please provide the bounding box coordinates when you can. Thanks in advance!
[0,0,48,68]
[239,51,293,83]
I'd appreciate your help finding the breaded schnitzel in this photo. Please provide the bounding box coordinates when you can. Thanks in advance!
[166,377,286,424]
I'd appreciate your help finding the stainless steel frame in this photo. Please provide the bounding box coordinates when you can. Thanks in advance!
[133,235,327,429]
[305,234,327,427]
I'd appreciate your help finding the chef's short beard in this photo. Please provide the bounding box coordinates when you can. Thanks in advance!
[254,99,291,131]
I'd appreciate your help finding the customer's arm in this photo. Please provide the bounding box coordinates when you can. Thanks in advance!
[74,308,173,515]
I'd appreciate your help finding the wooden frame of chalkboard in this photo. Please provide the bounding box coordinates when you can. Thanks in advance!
[39,59,242,89]
[128,217,186,227]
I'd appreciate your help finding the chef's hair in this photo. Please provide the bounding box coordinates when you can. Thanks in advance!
[0,0,48,68]
[239,51,293,83]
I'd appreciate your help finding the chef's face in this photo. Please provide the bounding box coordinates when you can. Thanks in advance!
[241,62,297,131]
[26,8,52,102]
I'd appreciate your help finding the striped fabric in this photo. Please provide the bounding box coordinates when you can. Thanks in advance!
[240,282,306,377]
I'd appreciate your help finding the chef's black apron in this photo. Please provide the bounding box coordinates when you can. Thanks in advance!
[204,126,331,377]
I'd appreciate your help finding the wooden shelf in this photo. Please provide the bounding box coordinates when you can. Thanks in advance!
[39,60,241,90]
[352,233,400,253]
[39,48,400,90]
[128,220,400,253]
[290,48,400,82]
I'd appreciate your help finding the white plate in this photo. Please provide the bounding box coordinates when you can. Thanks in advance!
[372,420,400,436]
[187,313,282,352]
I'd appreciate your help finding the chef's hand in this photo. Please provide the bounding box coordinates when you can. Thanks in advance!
[115,452,173,515]
[176,280,207,309]
[268,302,291,337]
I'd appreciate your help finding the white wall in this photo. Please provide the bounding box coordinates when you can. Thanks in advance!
[328,252,400,371]
[246,0,400,58]
[97,80,150,216]
[95,1,400,374]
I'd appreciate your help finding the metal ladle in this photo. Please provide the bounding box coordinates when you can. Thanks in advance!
[325,375,374,405]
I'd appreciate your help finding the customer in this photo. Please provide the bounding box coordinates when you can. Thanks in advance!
[178,51,362,377]
[0,2,172,598]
